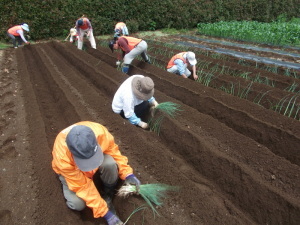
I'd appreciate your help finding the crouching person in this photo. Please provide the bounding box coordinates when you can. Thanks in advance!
[112,75,159,129]
[52,121,141,225]
[167,51,198,80]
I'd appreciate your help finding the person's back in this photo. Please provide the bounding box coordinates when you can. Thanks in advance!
[114,22,129,37]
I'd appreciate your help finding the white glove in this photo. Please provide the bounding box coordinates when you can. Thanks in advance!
[138,121,148,129]
[151,100,159,108]
[116,61,121,66]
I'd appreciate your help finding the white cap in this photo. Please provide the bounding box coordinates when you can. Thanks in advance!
[186,52,197,66]
[70,28,77,36]
[21,23,29,32]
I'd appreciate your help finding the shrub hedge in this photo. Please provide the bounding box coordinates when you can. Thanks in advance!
[1,0,299,41]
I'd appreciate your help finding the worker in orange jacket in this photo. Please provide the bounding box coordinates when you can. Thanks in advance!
[52,121,141,225]
[167,52,198,80]
[7,23,30,48]
[108,36,151,74]
[75,17,96,50]
[114,22,129,38]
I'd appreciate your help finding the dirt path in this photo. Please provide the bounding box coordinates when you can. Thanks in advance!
[0,36,299,225]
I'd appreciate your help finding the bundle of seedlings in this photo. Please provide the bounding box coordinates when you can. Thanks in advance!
[117,183,180,216]
[148,101,183,134]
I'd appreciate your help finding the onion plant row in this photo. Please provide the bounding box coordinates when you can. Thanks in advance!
[145,44,300,120]
[96,39,300,120]
[147,44,297,93]
[146,39,300,78]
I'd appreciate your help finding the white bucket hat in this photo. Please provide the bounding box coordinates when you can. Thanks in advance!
[70,28,77,36]
[21,23,29,32]
[186,52,197,66]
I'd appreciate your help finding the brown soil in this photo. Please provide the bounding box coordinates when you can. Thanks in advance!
[0,34,300,225]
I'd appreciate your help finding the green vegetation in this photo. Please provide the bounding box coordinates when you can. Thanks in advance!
[118,183,180,217]
[197,17,300,46]
[1,1,299,41]
[123,205,147,225]
[148,102,183,135]
[0,42,10,49]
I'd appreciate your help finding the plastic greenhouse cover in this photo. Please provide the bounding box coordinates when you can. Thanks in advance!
[181,35,300,56]
[175,41,300,70]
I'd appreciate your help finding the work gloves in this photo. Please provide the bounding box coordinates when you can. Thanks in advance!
[116,61,121,66]
[103,211,123,225]
[138,121,148,129]
[125,174,141,192]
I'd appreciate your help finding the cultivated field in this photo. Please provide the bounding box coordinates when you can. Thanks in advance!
[0,33,300,225]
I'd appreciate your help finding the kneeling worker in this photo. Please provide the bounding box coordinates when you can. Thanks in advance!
[167,51,198,80]
[52,121,141,225]
[112,75,159,129]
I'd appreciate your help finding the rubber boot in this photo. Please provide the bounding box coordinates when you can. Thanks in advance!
[121,64,130,74]
[145,57,151,64]
[102,184,117,214]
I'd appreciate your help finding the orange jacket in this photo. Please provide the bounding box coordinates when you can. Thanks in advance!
[52,121,133,218]
[78,17,89,30]
[115,22,126,30]
[167,52,187,69]
[8,25,22,36]
[118,36,142,51]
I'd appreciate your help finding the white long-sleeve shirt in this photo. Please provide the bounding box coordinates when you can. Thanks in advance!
[16,30,28,43]
[112,75,155,125]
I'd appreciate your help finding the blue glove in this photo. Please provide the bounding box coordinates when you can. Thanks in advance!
[125,174,141,192]
[103,211,123,225]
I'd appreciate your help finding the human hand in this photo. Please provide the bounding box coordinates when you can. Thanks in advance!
[151,100,159,108]
[116,61,121,66]
[125,174,141,193]
[26,42,30,45]
[138,121,148,129]
[194,75,198,80]
[103,211,123,225]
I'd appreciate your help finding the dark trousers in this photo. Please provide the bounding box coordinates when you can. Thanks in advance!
[7,33,23,47]
[120,101,150,119]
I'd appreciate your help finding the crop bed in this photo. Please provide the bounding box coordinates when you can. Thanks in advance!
[0,35,300,225]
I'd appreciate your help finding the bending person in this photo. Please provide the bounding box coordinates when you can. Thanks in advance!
[7,23,30,48]
[109,36,151,74]
[114,22,129,38]
[75,17,96,50]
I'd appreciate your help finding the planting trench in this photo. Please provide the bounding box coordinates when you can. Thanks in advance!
[0,39,299,225]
